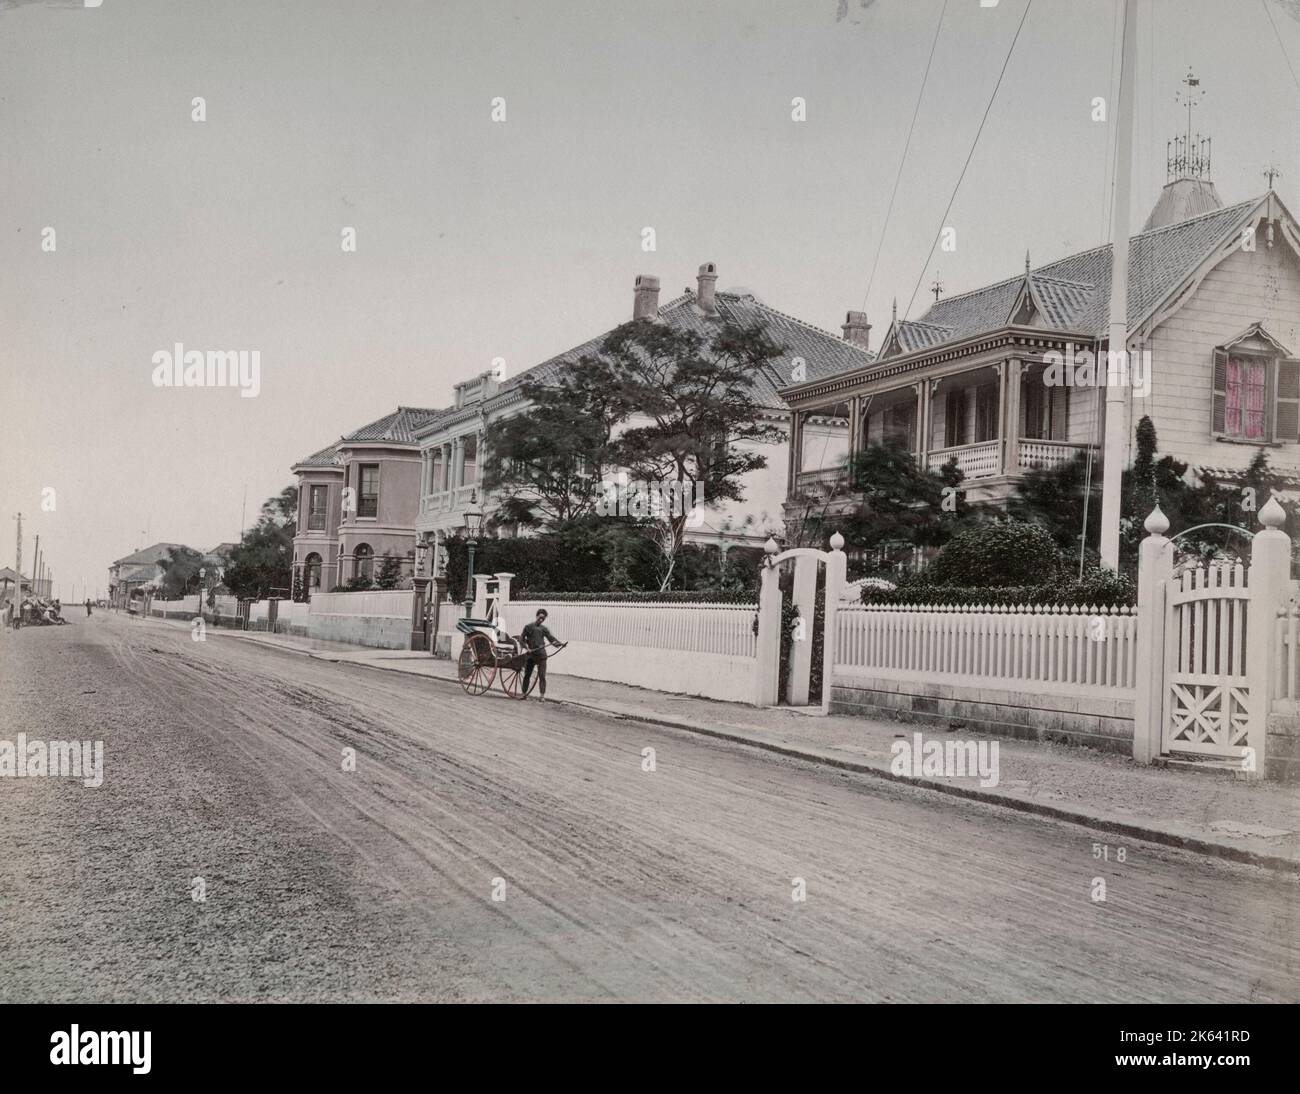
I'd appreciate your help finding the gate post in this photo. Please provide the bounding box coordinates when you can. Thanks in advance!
[1133,506,1172,764]
[753,538,782,706]
[820,533,847,716]
[787,555,818,705]
[1246,497,1291,778]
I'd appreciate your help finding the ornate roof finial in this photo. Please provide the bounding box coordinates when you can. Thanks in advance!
[1025,250,1031,274]
[891,297,898,323]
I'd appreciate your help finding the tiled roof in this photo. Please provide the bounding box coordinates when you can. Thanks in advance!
[493,288,873,412]
[1194,464,1300,488]
[112,542,190,567]
[295,440,344,469]
[888,197,1262,352]
[342,406,444,445]
[118,565,161,584]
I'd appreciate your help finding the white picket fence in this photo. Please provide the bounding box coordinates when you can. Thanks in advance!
[835,602,1139,696]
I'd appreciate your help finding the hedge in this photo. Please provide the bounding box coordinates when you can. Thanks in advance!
[861,570,1135,608]
[514,589,756,604]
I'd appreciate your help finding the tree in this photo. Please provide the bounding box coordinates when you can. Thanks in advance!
[791,439,974,570]
[157,546,204,599]
[375,552,403,589]
[596,319,788,588]
[1009,450,1101,565]
[222,485,296,600]
[481,362,622,528]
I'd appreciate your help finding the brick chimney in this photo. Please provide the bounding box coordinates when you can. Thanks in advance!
[633,274,660,320]
[696,261,718,315]
[842,310,872,350]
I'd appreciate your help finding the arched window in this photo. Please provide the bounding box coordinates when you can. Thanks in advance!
[354,543,374,582]
[304,553,322,591]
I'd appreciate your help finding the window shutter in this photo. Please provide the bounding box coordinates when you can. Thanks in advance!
[1277,358,1300,443]
[1212,348,1228,433]
[944,391,961,447]
[1049,384,1070,441]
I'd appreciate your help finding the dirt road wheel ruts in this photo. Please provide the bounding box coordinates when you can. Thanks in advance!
[458,633,496,695]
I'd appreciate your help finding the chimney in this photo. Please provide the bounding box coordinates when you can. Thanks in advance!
[633,274,660,320]
[842,310,872,351]
[696,261,718,315]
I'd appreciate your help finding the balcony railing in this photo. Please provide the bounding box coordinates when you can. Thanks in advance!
[928,440,1001,479]
[1017,439,1094,471]
[421,483,480,516]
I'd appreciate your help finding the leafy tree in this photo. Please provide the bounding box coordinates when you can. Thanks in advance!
[159,546,204,599]
[481,362,623,528]
[791,439,974,570]
[1009,450,1101,567]
[222,485,296,600]
[924,519,1064,587]
[596,319,788,589]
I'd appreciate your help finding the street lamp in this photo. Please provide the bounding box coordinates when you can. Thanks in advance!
[463,489,484,615]
[197,567,206,616]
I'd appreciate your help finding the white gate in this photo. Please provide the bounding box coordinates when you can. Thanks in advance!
[1161,563,1252,760]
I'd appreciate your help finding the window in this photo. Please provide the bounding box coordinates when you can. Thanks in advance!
[943,390,968,447]
[307,485,328,531]
[974,383,999,443]
[1213,345,1300,443]
[354,543,374,582]
[304,553,322,591]
[1020,374,1069,441]
[357,464,379,517]
[882,402,915,448]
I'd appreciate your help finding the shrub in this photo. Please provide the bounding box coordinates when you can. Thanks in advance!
[861,566,1135,608]
[924,519,1064,587]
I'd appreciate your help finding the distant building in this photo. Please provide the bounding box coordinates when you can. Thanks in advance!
[290,407,440,594]
[107,542,194,606]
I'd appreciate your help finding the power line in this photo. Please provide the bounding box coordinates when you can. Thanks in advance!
[860,0,950,313]
[1262,0,1300,97]
[904,0,1035,321]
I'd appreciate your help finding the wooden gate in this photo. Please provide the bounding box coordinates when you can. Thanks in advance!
[1161,562,1252,760]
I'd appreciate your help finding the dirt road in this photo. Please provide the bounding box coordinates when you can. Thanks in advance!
[1,612,1296,1002]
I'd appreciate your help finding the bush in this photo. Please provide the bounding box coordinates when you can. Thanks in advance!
[924,519,1064,587]
[861,566,1135,608]
[517,589,756,603]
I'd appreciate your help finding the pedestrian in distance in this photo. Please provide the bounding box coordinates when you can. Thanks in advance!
[85,598,92,617]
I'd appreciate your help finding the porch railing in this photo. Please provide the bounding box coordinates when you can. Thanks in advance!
[927,440,1000,479]
[1017,439,1094,472]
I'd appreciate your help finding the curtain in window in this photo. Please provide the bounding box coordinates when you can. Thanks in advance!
[1226,358,1267,439]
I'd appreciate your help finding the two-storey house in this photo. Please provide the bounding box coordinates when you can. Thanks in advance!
[780,181,1300,529]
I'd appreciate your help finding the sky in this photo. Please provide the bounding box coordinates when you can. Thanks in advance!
[3,0,1300,598]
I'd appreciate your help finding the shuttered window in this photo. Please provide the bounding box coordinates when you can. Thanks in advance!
[1277,358,1300,443]
[1212,345,1299,443]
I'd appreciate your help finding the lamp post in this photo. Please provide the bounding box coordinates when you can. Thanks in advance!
[197,567,206,616]
[462,489,483,616]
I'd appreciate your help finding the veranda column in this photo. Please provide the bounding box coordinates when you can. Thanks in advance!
[1132,506,1173,764]
[1246,497,1292,779]
[787,410,803,496]
[1001,359,1023,476]
[912,382,926,463]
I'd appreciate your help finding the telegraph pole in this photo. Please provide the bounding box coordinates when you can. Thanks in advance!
[1099,0,1139,569]
[12,513,22,610]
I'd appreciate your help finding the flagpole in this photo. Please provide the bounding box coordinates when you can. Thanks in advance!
[1099,0,1139,570]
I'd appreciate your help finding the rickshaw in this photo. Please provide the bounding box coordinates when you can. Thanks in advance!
[456,617,566,699]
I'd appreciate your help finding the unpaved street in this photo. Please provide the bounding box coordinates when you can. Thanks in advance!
[1,612,1297,1002]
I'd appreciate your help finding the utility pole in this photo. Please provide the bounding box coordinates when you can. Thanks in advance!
[33,535,40,599]
[13,513,22,609]
[1099,0,1139,570]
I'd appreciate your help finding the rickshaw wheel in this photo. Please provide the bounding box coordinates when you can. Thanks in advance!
[499,658,535,700]
[458,633,496,695]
